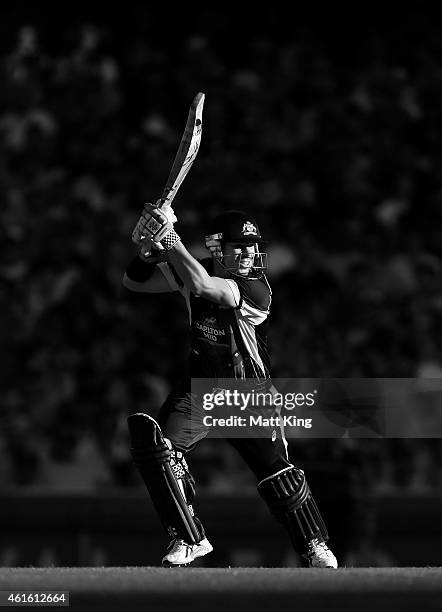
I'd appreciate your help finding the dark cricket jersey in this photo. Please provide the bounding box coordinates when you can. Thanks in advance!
[158,258,272,383]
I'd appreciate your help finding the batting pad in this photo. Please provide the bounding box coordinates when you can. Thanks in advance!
[128,413,202,544]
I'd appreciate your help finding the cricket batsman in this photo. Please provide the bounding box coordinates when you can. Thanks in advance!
[123,203,338,568]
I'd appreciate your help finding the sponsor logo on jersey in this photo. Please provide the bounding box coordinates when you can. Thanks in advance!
[195,316,226,342]
[242,221,257,236]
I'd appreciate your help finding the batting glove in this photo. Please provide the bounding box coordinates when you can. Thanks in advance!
[132,202,177,245]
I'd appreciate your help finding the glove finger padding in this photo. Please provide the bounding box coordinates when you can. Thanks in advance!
[132,217,147,244]
[132,203,173,245]
[132,203,153,244]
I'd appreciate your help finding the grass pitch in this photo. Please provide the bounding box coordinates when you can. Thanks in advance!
[0,567,440,611]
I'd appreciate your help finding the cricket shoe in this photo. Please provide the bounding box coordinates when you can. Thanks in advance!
[162,538,213,567]
[303,538,338,568]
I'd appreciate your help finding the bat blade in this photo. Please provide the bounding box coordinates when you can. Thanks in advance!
[159,92,205,209]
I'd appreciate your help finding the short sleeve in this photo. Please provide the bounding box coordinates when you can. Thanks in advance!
[227,278,271,325]
[224,279,241,307]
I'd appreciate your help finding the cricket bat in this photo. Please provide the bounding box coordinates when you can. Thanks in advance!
[158,91,205,210]
[132,92,205,252]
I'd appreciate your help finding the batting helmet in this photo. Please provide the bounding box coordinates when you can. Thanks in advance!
[207,210,264,244]
[205,210,267,278]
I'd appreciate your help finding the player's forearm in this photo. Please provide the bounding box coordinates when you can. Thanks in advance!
[166,241,212,295]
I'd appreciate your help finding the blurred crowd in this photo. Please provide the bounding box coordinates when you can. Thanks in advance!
[0,17,441,498]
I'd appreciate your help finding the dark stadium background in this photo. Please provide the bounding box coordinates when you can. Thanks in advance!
[0,4,441,569]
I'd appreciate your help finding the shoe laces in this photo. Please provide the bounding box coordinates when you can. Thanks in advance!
[307,538,329,556]
[167,539,188,554]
